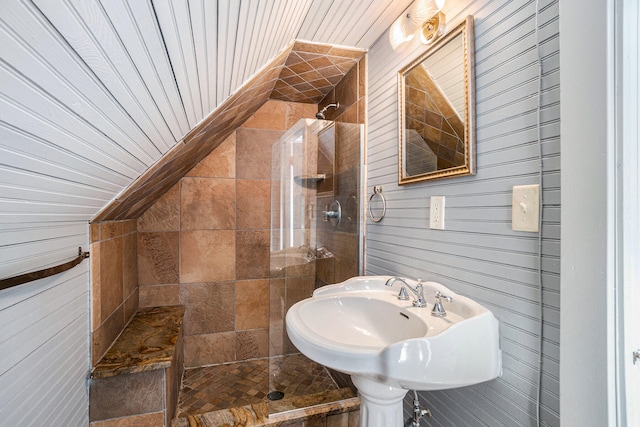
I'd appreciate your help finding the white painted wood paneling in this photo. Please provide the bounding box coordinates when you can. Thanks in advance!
[367,0,560,426]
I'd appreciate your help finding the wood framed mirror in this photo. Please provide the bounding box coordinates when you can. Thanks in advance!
[398,16,475,184]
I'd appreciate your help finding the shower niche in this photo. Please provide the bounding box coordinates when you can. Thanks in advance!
[268,118,363,414]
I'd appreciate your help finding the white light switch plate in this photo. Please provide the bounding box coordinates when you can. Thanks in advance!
[512,184,540,232]
[430,196,445,230]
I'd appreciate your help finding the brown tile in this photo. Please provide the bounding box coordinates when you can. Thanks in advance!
[236,179,270,229]
[137,184,180,232]
[236,279,269,330]
[241,100,287,130]
[237,329,268,360]
[89,369,164,421]
[139,284,180,307]
[236,128,283,179]
[184,332,236,367]
[122,233,137,297]
[100,237,123,318]
[269,278,286,356]
[123,289,138,325]
[180,230,235,283]
[335,66,358,113]
[286,103,318,128]
[180,177,235,230]
[285,276,315,311]
[90,223,100,243]
[91,306,124,366]
[89,412,164,427]
[293,41,332,55]
[327,412,350,427]
[100,221,124,240]
[181,281,235,335]
[137,232,179,285]
[236,229,270,280]
[187,132,236,178]
[90,242,101,332]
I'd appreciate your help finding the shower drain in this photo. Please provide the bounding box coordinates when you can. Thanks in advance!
[267,390,285,401]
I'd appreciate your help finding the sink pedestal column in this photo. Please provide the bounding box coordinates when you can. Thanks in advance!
[352,376,408,427]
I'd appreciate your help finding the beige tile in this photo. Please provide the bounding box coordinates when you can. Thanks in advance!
[137,184,180,232]
[236,128,284,179]
[180,177,235,230]
[181,281,235,335]
[90,242,101,332]
[236,328,268,360]
[184,332,235,367]
[236,229,270,280]
[139,284,180,307]
[89,412,164,427]
[236,179,270,229]
[100,237,123,319]
[180,230,235,283]
[241,100,287,130]
[236,279,269,330]
[187,132,236,178]
[138,232,180,286]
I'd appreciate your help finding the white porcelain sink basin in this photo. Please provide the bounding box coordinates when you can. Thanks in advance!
[286,276,502,392]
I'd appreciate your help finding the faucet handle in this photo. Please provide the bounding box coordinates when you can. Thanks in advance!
[431,291,452,317]
[434,290,452,303]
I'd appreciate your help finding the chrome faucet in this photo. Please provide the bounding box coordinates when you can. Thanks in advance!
[431,290,453,317]
[385,277,428,308]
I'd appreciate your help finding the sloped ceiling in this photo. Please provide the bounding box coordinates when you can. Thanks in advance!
[1,0,412,224]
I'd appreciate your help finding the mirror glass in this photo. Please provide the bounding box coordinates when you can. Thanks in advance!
[398,16,475,184]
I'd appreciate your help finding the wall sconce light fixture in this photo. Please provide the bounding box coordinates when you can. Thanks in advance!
[389,0,446,49]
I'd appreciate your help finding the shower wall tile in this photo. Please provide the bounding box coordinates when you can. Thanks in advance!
[241,100,287,130]
[138,232,179,285]
[131,100,318,367]
[137,184,180,232]
[180,230,235,283]
[92,306,125,366]
[180,178,235,230]
[90,219,139,366]
[236,179,270,229]
[139,284,180,308]
[91,242,101,331]
[187,132,236,178]
[236,328,269,360]
[236,229,270,280]
[123,233,138,297]
[236,279,269,330]
[100,237,124,319]
[181,281,235,335]
[184,332,235,367]
[236,129,284,179]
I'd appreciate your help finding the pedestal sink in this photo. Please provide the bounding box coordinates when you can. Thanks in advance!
[285,276,502,427]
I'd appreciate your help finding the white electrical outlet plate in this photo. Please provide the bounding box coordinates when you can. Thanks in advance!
[512,184,540,232]
[430,196,445,230]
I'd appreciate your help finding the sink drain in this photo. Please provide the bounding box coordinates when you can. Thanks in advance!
[267,390,285,401]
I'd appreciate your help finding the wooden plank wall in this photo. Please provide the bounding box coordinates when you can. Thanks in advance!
[366,0,560,425]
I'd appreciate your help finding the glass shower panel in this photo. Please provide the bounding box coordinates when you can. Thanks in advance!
[268,118,362,415]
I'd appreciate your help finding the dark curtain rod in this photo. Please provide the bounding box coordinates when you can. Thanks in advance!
[0,247,90,291]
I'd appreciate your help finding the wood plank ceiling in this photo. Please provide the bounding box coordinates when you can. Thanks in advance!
[1,0,413,223]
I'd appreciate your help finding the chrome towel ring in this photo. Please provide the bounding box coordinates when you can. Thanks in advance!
[368,186,386,222]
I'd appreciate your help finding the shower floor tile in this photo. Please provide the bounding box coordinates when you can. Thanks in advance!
[175,353,340,418]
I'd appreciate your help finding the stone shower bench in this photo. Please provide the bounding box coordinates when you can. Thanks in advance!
[89,305,185,427]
